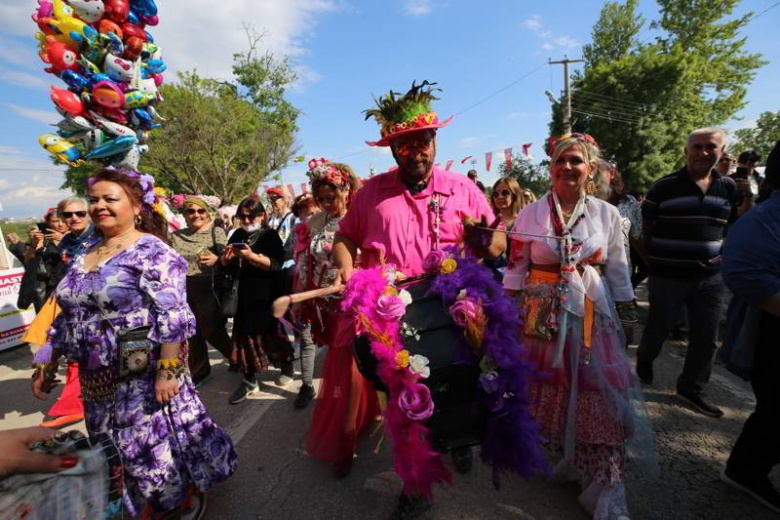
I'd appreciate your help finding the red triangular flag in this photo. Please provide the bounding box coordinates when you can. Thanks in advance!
[460,155,473,164]
[445,160,454,171]
[504,148,513,172]
[522,143,532,156]
[300,182,308,194]
[485,152,493,172]
[286,183,296,197]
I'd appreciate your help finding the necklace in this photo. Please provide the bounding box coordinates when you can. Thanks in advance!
[95,232,137,260]
[428,195,442,250]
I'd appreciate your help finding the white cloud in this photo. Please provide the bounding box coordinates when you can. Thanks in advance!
[0,151,70,218]
[0,66,48,90]
[0,1,35,36]
[290,64,324,93]
[404,0,433,15]
[458,136,484,148]
[1,1,340,88]
[521,15,550,37]
[0,34,41,70]
[151,0,339,83]
[3,103,59,125]
[520,14,579,52]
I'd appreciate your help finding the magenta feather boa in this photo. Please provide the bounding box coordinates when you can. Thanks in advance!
[342,267,450,498]
[343,249,547,498]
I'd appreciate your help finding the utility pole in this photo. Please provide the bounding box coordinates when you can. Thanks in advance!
[548,57,584,134]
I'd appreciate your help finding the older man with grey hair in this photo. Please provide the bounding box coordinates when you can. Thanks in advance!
[636,128,751,418]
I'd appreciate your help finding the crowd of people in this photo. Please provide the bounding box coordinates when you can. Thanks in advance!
[1,80,778,520]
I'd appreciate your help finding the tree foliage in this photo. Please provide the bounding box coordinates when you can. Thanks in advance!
[62,31,299,203]
[733,111,780,160]
[497,154,550,197]
[550,0,766,191]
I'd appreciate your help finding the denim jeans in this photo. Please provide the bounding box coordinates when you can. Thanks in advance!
[638,272,725,395]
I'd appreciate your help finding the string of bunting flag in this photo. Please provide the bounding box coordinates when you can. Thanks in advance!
[264,143,535,198]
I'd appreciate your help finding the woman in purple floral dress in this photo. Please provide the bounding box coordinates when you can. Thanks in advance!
[31,169,237,518]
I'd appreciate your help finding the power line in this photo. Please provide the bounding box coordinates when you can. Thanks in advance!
[453,62,547,116]
[573,90,648,109]
[572,108,640,125]
[753,1,780,20]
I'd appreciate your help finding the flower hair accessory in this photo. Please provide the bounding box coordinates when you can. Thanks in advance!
[547,133,599,157]
[306,157,348,187]
[87,168,158,206]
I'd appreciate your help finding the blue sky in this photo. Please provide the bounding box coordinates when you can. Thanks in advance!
[0,0,777,217]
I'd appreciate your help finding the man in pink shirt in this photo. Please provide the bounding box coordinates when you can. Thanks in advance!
[334,81,504,281]
[333,80,505,520]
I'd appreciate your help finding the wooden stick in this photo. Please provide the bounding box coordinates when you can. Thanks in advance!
[272,285,344,318]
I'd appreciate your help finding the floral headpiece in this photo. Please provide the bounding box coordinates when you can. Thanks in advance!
[363,80,453,147]
[547,133,600,157]
[306,158,348,188]
[43,207,57,220]
[87,168,157,206]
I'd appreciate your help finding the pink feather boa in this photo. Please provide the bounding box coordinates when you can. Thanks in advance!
[342,267,450,498]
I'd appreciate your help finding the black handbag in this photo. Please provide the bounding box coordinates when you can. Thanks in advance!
[219,276,240,318]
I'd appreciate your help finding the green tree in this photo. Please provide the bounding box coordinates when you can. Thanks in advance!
[733,111,780,160]
[497,154,550,197]
[550,0,766,191]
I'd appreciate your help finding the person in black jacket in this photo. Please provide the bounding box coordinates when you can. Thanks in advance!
[221,197,287,404]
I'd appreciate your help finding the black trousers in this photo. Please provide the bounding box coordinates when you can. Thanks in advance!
[186,275,232,383]
[726,312,780,480]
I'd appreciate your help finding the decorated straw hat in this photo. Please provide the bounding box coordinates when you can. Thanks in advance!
[363,80,453,147]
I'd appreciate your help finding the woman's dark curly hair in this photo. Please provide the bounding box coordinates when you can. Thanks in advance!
[88,168,169,244]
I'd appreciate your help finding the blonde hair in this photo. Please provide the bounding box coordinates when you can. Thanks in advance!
[550,136,601,170]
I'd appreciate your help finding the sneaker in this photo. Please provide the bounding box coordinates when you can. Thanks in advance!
[390,493,432,520]
[721,468,780,514]
[635,361,653,385]
[676,390,724,418]
[229,379,259,405]
[294,384,315,409]
[40,413,84,429]
[450,446,473,474]
[275,374,294,387]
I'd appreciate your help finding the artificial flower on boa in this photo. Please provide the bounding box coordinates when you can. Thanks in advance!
[343,248,547,498]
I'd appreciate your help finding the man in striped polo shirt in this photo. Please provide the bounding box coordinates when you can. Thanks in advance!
[636,128,751,418]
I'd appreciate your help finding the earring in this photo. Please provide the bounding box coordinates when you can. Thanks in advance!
[585,177,597,196]
[134,214,142,226]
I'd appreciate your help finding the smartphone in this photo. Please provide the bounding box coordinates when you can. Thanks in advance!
[232,242,247,249]
[36,222,49,233]
[732,166,749,180]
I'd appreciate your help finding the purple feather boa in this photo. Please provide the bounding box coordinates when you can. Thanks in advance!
[427,247,549,488]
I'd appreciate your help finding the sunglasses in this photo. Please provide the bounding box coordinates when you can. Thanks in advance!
[185,208,208,216]
[238,214,255,222]
[492,190,512,198]
[62,211,87,218]
[268,196,282,202]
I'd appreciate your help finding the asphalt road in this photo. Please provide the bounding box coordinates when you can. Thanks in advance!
[1,288,778,519]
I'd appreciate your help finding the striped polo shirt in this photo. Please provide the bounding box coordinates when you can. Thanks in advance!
[642,168,740,277]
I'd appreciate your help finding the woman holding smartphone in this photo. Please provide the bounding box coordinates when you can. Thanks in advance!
[221,197,287,404]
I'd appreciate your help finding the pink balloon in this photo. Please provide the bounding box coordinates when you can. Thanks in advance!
[153,73,164,87]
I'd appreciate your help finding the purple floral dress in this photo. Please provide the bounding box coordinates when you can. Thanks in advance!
[50,234,237,515]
